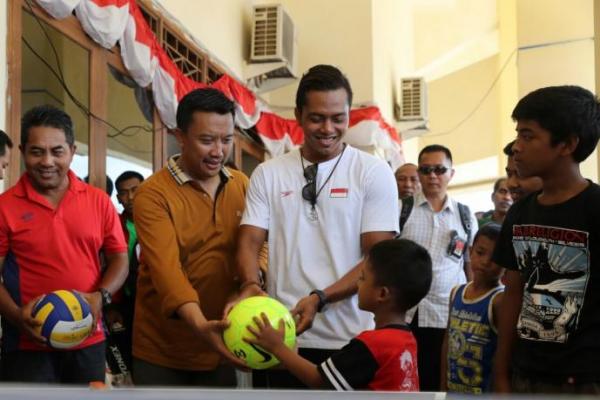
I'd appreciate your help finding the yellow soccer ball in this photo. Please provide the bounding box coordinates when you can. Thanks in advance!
[224,296,296,369]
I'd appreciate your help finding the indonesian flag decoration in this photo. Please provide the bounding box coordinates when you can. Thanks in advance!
[75,0,130,48]
[34,0,403,168]
[330,188,349,198]
[119,0,159,88]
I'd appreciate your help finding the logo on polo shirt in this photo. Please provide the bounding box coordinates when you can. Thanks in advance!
[21,212,34,222]
[280,190,293,198]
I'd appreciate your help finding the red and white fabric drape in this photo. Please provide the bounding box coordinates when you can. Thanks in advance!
[34,0,404,168]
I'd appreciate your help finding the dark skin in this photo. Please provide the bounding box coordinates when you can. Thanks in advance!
[231,226,393,334]
[440,235,503,390]
[162,111,246,369]
[245,262,405,388]
[0,126,128,343]
[418,151,472,280]
[494,120,587,393]
[230,89,395,332]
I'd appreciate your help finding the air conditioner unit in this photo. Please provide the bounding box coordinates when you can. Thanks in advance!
[245,4,298,93]
[396,77,427,121]
[394,77,428,139]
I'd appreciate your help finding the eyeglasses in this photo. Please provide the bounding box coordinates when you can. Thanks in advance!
[302,164,318,206]
[417,165,449,175]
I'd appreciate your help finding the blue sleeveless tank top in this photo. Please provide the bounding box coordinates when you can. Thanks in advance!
[446,283,503,393]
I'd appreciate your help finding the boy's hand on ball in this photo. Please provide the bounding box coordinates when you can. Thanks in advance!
[19,296,46,344]
[291,295,319,335]
[245,313,286,354]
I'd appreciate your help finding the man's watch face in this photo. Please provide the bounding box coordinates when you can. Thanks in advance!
[100,289,112,306]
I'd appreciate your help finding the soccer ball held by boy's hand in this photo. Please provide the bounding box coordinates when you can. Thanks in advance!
[223,296,296,369]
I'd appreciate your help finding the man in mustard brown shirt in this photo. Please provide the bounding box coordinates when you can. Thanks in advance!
[132,88,247,386]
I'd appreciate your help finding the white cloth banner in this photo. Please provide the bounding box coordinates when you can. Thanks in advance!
[75,0,129,49]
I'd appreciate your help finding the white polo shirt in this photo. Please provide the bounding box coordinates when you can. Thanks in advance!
[241,145,399,349]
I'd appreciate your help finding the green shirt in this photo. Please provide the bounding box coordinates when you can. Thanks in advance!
[126,218,137,262]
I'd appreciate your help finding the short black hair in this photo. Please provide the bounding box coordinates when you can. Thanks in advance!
[0,130,13,157]
[503,140,515,157]
[21,105,74,147]
[176,88,236,133]
[295,64,353,111]
[512,85,600,162]
[473,223,501,246]
[418,144,453,164]
[369,239,432,311]
[115,170,144,191]
[493,177,507,193]
[84,175,114,197]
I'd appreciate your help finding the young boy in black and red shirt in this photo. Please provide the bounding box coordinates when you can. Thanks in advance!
[247,239,432,391]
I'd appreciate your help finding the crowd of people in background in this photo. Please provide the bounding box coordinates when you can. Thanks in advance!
[0,65,598,394]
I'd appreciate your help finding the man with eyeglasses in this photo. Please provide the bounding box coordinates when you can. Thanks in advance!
[234,65,399,388]
[397,144,478,391]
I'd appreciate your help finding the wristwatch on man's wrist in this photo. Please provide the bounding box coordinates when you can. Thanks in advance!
[99,287,112,307]
[309,289,327,313]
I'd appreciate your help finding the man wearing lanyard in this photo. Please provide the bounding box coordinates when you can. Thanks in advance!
[235,64,399,388]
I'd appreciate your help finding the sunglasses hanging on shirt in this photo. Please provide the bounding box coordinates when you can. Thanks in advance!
[300,144,346,221]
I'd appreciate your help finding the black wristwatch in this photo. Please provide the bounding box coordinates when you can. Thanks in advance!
[99,288,112,307]
[309,289,327,313]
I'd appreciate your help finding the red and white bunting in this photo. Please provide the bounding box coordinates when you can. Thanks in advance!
[34,0,403,167]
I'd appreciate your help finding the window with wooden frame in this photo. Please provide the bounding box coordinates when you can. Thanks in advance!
[138,0,265,175]
[6,0,265,191]
[7,0,166,200]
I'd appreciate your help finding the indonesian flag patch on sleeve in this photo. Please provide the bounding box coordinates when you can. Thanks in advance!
[330,188,349,198]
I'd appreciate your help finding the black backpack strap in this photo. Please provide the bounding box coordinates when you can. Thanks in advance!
[399,196,414,233]
[457,202,473,261]
[457,202,472,242]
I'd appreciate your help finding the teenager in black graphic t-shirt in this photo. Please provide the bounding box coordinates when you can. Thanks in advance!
[492,86,600,394]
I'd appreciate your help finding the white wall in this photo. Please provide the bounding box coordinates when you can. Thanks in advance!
[516,0,597,181]
[156,0,252,80]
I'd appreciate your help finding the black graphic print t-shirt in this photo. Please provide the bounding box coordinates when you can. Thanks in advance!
[493,182,600,382]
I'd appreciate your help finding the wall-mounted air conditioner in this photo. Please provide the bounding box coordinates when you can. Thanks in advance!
[397,77,427,121]
[245,4,298,93]
[394,77,428,139]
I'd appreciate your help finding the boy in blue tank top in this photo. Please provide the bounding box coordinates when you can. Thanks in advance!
[441,223,503,394]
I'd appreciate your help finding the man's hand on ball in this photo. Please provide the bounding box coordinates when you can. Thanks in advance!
[79,291,102,333]
[291,295,319,335]
[196,319,249,370]
[245,313,286,354]
[19,296,46,344]
[222,282,266,319]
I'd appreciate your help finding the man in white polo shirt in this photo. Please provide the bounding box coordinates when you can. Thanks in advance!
[235,64,399,388]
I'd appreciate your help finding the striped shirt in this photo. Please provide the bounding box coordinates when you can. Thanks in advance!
[167,154,232,185]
